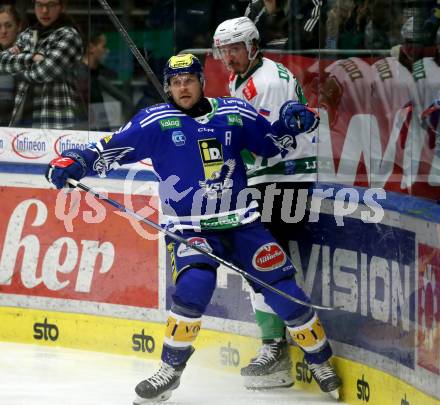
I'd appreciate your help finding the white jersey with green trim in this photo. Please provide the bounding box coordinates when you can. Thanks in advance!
[412,57,440,113]
[229,57,317,185]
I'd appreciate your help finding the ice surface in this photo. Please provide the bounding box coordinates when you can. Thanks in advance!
[0,342,342,405]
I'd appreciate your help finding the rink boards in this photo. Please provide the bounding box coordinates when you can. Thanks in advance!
[0,306,436,405]
[0,127,439,404]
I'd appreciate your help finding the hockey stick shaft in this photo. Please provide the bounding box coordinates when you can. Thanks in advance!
[96,0,167,102]
[67,178,335,311]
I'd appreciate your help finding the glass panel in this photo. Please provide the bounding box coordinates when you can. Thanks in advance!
[2,1,440,201]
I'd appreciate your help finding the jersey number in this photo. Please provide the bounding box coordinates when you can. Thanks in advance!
[276,63,290,82]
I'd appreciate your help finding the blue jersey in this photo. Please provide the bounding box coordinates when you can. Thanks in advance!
[72,97,282,231]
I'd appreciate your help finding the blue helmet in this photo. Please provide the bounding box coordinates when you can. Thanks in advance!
[163,54,204,93]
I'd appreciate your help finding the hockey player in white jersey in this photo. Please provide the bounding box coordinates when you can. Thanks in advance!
[413,28,440,136]
[370,53,416,191]
[412,28,440,188]
[318,57,373,184]
[213,17,341,398]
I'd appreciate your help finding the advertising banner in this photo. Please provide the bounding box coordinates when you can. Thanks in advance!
[418,243,440,375]
[291,215,416,367]
[0,186,159,309]
[0,127,154,172]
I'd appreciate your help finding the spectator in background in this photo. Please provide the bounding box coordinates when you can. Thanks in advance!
[424,0,440,44]
[245,0,326,50]
[415,28,440,144]
[174,0,243,52]
[363,0,402,50]
[0,0,83,129]
[78,31,134,132]
[287,0,327,50]
[246,0,290,47]
[0,5,22,126]
[325,0,368,50]
[392,15,432,72]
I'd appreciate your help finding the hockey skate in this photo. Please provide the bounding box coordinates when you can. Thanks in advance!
[308,360,342,400]
[133,361,186,404]
[240,339,294,389]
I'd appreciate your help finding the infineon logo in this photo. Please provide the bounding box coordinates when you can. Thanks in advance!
[159,117,181,131]
[12,132,48,159]
[54,133,89,155]
[227,114,243,126]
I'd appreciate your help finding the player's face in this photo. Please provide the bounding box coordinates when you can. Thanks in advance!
[218,42,250,74]
[169,73,203,110]
[0,12,20,49]
[35,0,64,28]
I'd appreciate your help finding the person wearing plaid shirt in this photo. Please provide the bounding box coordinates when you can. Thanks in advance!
[0,0,83,129]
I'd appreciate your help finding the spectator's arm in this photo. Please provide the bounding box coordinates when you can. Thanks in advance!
[0,50,33,74]
[325,9,339,49]
[23,28,83,84]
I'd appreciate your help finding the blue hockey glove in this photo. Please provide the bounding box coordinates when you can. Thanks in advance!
[279,100,320,135]
[46,155,86,189]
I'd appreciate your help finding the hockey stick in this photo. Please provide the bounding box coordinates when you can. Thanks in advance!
[67,178,336,311]
[96,0,167,102]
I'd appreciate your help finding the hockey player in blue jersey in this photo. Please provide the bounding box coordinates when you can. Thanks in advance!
[46,53,341,403]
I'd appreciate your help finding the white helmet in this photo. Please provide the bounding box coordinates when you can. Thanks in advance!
[213,17,260,60]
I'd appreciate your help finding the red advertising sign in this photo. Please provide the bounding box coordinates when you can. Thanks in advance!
[418,244,440,375]
[0,187,159,308]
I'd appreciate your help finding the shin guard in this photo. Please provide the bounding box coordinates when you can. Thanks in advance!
[287,312,327,353]
[164,311,202,348]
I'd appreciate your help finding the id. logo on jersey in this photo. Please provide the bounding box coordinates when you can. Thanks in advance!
[197,138,236,199]
[198,138,224,178]
[252,243,287,271]
[243,77,257,101]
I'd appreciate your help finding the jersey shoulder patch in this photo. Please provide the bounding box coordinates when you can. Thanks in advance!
[144,103,169,114]
[217,97,258,121]
[139,103,186,129]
